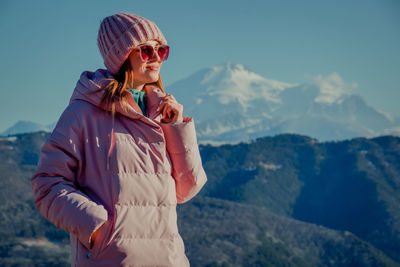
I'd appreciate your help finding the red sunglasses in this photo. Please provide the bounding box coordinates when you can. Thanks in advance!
[136,44,170,62]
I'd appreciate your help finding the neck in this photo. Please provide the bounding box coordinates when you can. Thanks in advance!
[129,82,145,91]
[126,71,145,91]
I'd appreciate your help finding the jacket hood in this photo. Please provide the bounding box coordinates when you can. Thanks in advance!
[70,69,143,120]
[70,68,166,170]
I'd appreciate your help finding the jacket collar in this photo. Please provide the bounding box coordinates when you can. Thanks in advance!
[70,68,165,128]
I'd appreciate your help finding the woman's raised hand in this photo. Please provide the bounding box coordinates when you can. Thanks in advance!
[157,93,183,123]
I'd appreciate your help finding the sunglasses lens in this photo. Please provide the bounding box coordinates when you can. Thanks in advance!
[158,45,170,61]
[139,45,169,61]
[140,45,153,61]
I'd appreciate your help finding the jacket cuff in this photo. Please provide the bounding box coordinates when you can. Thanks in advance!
[159,116,197,154]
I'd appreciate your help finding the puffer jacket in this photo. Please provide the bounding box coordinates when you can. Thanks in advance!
[31,68,208,267]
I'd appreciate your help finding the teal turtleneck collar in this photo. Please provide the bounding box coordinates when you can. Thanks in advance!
[128,88,147,116]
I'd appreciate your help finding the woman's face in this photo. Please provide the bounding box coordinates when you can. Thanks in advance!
[127,40,163,87]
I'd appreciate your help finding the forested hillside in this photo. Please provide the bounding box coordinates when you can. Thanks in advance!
[0,132,399,266]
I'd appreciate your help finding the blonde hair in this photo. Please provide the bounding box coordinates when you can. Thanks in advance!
[93,58,165,114]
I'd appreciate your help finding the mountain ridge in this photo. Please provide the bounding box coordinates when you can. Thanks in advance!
[2,63,399,143]
[167,63,399,143]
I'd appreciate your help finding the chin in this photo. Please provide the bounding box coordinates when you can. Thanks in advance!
[146,75,159,83]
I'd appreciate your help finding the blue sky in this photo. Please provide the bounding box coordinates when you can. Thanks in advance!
[0,0,399,132]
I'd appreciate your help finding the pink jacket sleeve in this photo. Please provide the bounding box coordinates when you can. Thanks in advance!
[160,116,208,204]
[31,104,108,250]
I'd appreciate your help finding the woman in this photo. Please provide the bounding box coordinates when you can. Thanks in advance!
[31,12,207,267]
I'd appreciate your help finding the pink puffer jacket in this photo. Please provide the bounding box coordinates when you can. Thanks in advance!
[31,69,207,267]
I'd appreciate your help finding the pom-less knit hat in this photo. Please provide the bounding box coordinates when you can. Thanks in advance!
[97,12,168,74]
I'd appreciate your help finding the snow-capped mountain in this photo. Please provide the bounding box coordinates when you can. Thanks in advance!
[168,63,294,121]
[3,62,398,143]
[167,62,399,143]
[1,121,54,136]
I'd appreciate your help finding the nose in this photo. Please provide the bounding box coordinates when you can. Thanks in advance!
[149,49,161,62]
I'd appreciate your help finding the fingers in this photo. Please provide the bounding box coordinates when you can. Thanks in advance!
[156,94,174,112]
[156,93,183,123]
[157,94,178,113]
[162,103,169,118]
[162,102,177,120]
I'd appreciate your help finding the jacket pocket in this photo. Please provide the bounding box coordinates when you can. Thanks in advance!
[87,210,116,259]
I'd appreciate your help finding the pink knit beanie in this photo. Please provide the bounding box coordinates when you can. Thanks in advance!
[97,12,168,74]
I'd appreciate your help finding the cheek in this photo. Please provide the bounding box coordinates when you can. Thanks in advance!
[131,61,144,72]
[128,54,145,72]
[134,66,150,79]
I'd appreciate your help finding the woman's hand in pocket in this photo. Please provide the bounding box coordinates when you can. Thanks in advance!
[90,224,103,249]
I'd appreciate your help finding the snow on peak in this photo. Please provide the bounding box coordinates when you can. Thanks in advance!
[201,62,258,84]
[312,73,358,104]
[168,62,299,121]
[1,120,52,136]
[199,62,297,106]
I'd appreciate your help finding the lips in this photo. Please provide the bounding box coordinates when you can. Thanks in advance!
[146,66,159,70]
